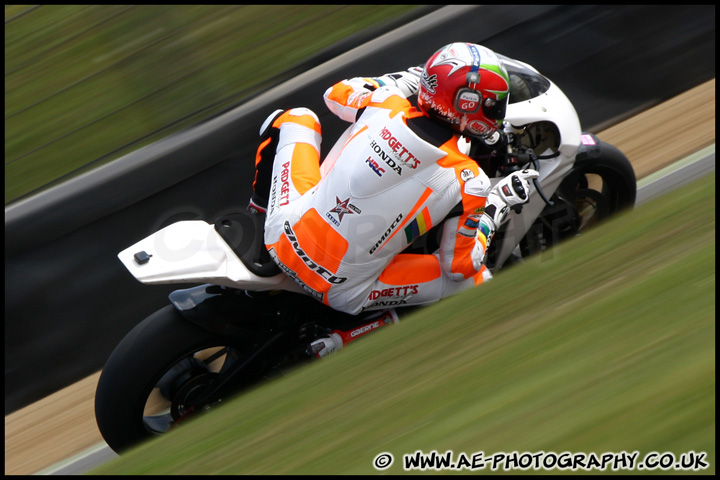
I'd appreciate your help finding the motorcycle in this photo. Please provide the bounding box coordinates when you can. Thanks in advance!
[95,54,636,453]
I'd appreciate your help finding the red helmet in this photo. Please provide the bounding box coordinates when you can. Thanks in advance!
[418,42,510,138]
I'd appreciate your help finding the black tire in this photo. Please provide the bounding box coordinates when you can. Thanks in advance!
[566,140,637,214]
[511,140,636,261]
[546,140,637,236]
[95,305,248,453]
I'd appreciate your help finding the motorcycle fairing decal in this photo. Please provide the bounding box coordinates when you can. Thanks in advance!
[576,133,601,160]
[581,134,597,145]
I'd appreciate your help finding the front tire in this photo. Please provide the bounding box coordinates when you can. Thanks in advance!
[559,140,637,224]
[517,140,636,259]
[95,305,249,453]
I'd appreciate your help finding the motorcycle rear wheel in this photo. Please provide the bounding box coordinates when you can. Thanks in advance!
[95,305,250,453]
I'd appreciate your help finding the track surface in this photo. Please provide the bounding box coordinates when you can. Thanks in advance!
[4,79,715,475]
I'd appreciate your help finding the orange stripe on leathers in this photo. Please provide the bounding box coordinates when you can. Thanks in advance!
[268,208,348,294]
[376,187,433,253]
[289,142,321,195]
[378,253,442,285]
[273,110,322,134]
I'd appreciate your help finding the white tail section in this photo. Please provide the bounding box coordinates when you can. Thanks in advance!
[117,220,300,292]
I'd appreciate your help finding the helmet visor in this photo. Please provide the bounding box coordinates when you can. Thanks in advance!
[482,96,507,121]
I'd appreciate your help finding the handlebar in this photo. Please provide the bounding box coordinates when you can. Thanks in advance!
[528,151,554,207]
[500,135,555,208]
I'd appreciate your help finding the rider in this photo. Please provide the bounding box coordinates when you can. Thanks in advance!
[248,42,538,356]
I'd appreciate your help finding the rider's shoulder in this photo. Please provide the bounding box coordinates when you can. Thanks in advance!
[406,113,454,148]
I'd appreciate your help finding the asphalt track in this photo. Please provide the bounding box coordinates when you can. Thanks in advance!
[33,145,715,475]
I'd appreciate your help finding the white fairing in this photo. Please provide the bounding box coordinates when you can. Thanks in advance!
[118,220,300,292]
[487,60,583,269]
[499,77,583,202]
[504,80,582,159]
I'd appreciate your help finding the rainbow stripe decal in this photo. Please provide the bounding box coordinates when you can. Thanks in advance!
[404,207,432,243]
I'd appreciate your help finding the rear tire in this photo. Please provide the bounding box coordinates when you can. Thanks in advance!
[95,305,247,453]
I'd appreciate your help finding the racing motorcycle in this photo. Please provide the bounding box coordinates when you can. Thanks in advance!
[95,54,636,453]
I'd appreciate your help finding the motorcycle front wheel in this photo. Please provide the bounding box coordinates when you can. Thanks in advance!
[95,305,252,453]
[516,140,637,259]
[558,140,637,228]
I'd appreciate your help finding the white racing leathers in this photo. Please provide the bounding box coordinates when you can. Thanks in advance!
[260,78,494,314]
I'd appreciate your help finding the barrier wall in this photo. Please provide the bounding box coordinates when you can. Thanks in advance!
[5,5,715,413]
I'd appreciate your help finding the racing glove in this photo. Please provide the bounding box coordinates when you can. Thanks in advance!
[367,66,423,98]
[475,169,539,263]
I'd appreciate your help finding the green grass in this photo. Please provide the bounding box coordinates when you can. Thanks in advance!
[91,174,715,475]
[4,5,420,204]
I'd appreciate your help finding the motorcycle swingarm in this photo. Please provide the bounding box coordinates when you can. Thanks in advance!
[168,284,285,342]
[168,284,306,400]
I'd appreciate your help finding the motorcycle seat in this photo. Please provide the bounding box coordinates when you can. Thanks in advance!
[214,211,281,277]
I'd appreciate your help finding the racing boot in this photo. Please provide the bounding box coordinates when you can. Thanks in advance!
[308,309,399,358]
[308,332,344,358]
[247,109,285,214]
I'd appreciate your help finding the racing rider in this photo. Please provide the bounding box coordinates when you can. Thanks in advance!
[247,42,539,356]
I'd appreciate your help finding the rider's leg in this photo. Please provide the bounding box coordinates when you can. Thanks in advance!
[248,108,322,214]
[310,252,490,357]
[262,107,326,256]
[361,253,491,311]
[248,109,283,213]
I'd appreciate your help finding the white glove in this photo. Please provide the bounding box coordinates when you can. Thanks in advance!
[474,169,539,267]
[483,169,540,228]
[372,66,423,97]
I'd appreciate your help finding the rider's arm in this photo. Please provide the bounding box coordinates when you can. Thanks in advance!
[323,77,380,123]
[438,169,494,280]
[324,68,421,123]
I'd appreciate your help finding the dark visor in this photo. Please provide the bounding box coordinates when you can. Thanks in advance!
[482,95,507,120]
